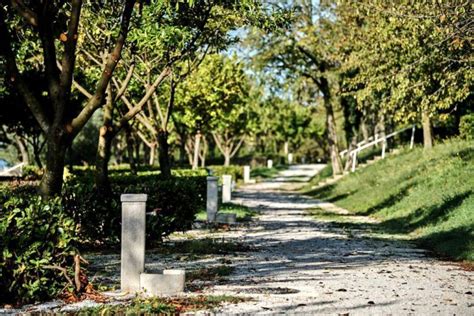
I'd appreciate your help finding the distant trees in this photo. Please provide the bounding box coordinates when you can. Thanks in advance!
[335,1,473,149]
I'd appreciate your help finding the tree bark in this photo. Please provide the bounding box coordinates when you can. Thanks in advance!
[158,130,171,178]
[224,150,231,167]
[95,82,114,193]
[15,136,30,165]
[125,125,137,175]
[422,110,433,149]
[192,131,201,170]
[199,136,207,168]
[39,131,67,197]
[321,84,343,175]
[95,128,112,193]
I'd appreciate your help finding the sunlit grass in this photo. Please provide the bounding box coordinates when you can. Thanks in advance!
[306,140,474,261]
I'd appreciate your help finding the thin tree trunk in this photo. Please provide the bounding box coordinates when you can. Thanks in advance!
[158,130,171,178]
[223,147,231,167]
[95,83,114,193]
[283,141,289,155]
[193,131,201,170]
[344,134,357,171]
[323,93,343,175]
[95,130,112,193]
[422,110,433,149]
[199,136,207,168]
[125,125,137,175]
[149,143,156,166]
[15,136,29,165]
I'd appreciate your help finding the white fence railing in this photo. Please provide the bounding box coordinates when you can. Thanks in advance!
[0,162,25,177]
[347,125,416,172]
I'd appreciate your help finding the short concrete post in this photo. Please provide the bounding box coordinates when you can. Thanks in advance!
[410,125,415,149]
[381,139,387,159]
[351,152,357,172]
[121,194,147,292]
[243,165,250,183]
[222,175,232,203]
[288,153,293,165]
[206,176,218,222]
[267,159,273,169]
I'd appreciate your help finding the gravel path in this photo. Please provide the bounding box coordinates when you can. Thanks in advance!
[207,164,473,315]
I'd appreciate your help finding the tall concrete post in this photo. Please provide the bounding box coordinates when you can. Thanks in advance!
[267,159,273,169]
[206,176,218,222]
[121,194,147,292]
[243,165,250,183]
[288,153,293,164]
[222,175,232,203]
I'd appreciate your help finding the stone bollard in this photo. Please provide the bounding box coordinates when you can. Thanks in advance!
[140,270,185,296]
[267,159,273,169]
[121,194,147,292]
[222,175,232,203]
[243,165,250,183]
[288,153,293,164]
[206,176,219,222]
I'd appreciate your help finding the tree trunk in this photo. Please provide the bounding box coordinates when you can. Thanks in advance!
[344,134,357,171]
[422,110,433,149]
[125,125,137,175]
[224,148,231,167]
[199,136,207,168]
[39,131,67,197]
[95,127,113,193]
[149,143,156,166]
[283,141,289,155]
[15,136,30,165]
[192,131,201,170]
[95,82,114,193]
[158,130,171,178]
[323,93,343,175]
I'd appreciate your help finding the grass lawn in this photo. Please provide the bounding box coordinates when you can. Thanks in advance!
[250,165,287,180]
[306,139,474,261]
[73,295,249,315]
[195,203,259,222]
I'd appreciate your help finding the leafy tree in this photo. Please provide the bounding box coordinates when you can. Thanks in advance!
[175,54,253,166]
[336,1,473,148]
[0,1,136,196]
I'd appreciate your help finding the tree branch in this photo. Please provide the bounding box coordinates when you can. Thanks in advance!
[114,62,135,101]
[10,0,38,27]
[58,0,83,114]
[70,0,135,136]
[0,8,50,133]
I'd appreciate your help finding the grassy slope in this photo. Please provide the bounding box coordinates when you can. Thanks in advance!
[306,139,474,261]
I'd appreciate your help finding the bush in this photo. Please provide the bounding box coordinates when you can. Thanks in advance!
[207,165,243,181]
[63,173,207,245]
[459,114,474,140]
[0,187,78,304]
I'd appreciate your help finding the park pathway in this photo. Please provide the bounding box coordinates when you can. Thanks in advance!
[207,164,473,315]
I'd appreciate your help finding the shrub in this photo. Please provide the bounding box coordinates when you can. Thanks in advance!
[459,114,474,140]
[207,165,243,181]
[63,173,207,245]
[0,188,78,304]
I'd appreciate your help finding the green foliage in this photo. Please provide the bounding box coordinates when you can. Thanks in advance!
[459,114,474,140]
[75,295,248,315]
[195,203,258,222]
[207,165,243,181]
[63,173,206,244]
[307,140,474,261]
[0,187,78,304]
